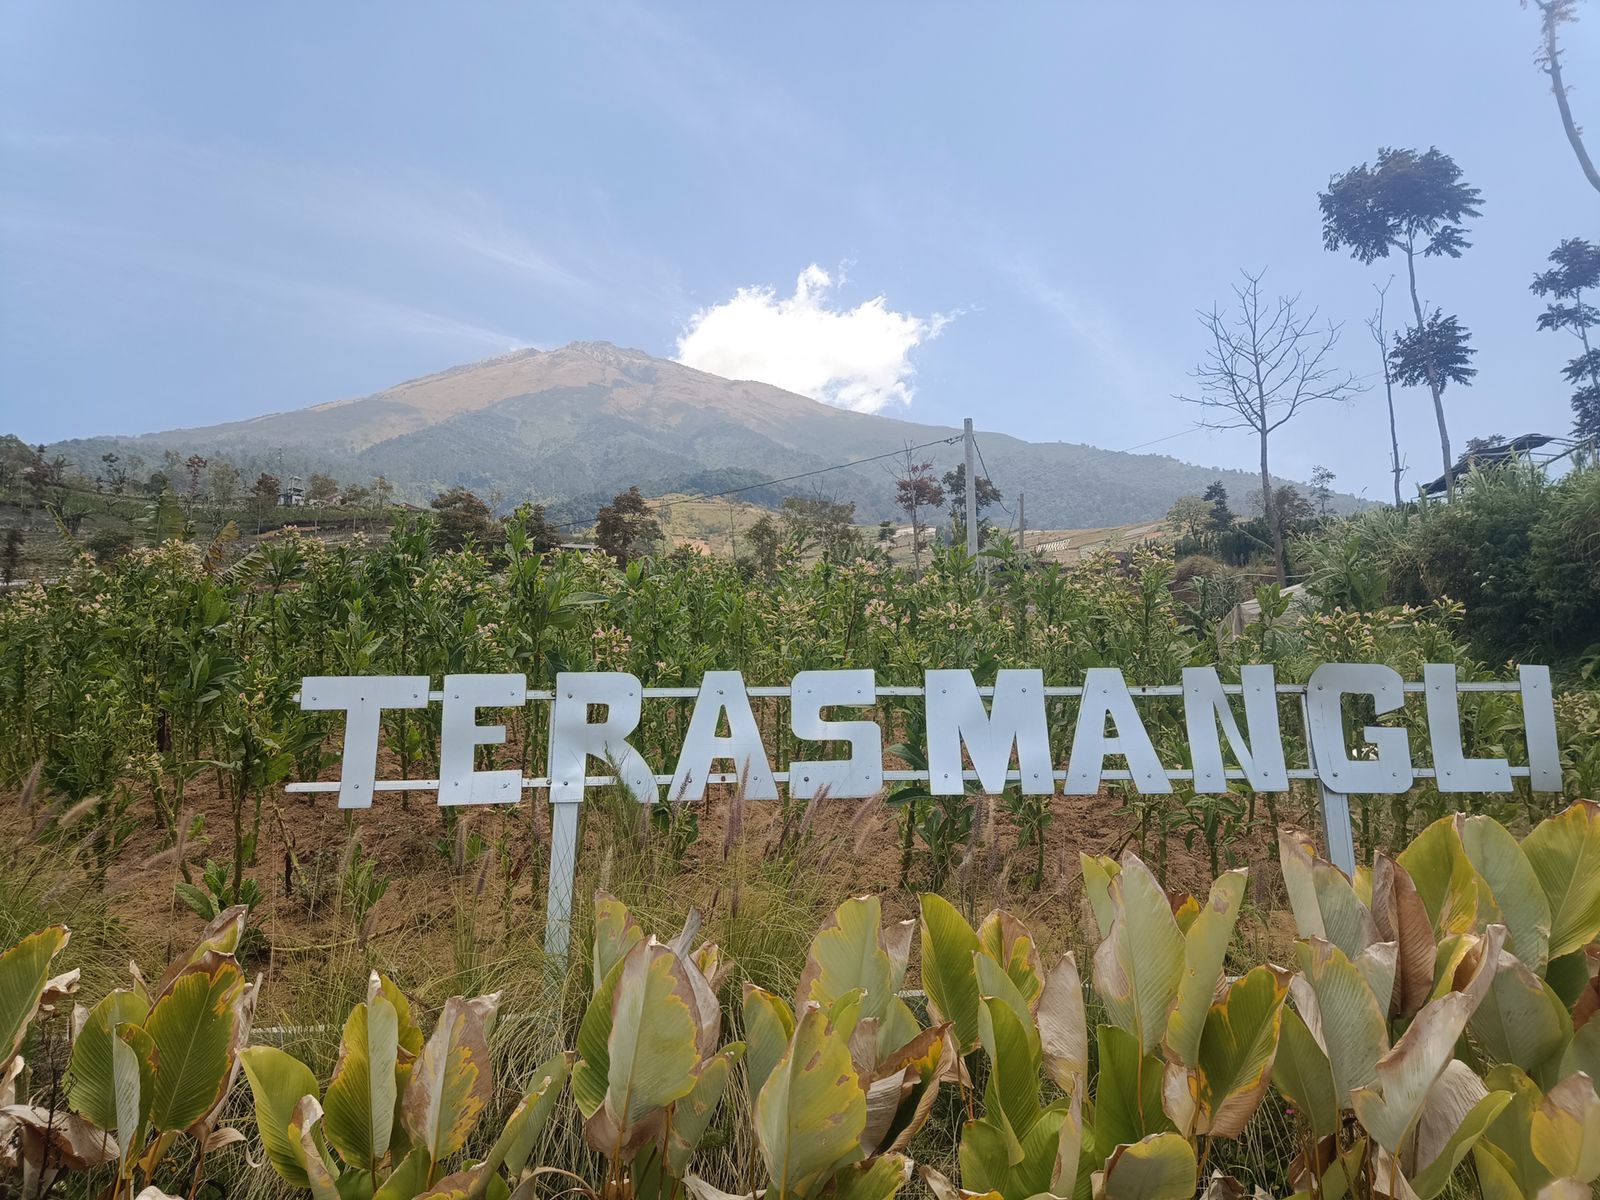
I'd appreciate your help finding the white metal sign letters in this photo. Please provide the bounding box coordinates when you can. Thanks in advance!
[288,664,1564,957]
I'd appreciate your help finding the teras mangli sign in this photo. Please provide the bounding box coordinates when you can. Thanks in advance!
[286,664,1563,956]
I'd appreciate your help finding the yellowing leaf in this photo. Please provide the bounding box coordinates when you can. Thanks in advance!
[0,926,70,1068]
[796,896,899,1026]
[1530,1073,1600,1184]
[588,940,699,1158]
[1093,853,1184,1055]
[322,995,399,1173]
[1192,966,1290,1138]
[143,958,247,1134]
[743,983,796,1105]
[1164,870,1247,1070]
[754,1004,866,1200]
[1397,817,1480,941]
[402,993,499,1165]
[1080,854,1121,941]
[1098,1132,1197,1200]
[1521,802,1600,961]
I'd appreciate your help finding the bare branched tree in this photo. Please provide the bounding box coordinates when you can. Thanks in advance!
[1179,269,1365,584]
[1366,278,1406,506]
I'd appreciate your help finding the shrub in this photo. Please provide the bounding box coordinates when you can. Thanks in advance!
[10,804,1600,1200]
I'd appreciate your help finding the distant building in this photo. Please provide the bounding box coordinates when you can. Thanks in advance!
[278,475,305,507]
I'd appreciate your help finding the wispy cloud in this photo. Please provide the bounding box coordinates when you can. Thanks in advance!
[0,133,594,355]
[0,203,527,353]
[997,256,1157,401]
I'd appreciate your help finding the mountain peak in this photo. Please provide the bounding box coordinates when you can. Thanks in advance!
[46,342,1331,529]
[561,340,655,369]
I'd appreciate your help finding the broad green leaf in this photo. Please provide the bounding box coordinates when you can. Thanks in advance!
[573,956,625,1119]
[796,896,897,1024]
[1036,953,1087,1097]
[666,1044,744,1178]
[1529,1073,1600,1184]
[1314,861,1377,960]
[1408,1061,1510,1200]
[1093,853,1184,1054]
[588,939,700,1158]
[65,988,150,1130]
[1191,965,1290,1138]
[1272,1006,1340,1138]
[1559,1018,1600,1091]
[1398,817,1480,940]
[977,995,1042,1166]
[976,910,1044,1008]
[324,996,400,1173]
[0,925,69,1066]
[369,973,425,1059]
[1164,870,1246,1069]
[372,1147,432,1200]
[1471,1143,1526,1200]
[1098,1132,1197,1200]
[1013,1098,1074,1198]
[921,896,979,1056]
[832,1154,912,1200]
[754,1005,865,1200]
[1460,816,1551,974]
[1095,1024,1173,1151]
[110,1025,151,1170]
[957,1118,1014,1199]
[1293,939,1388,1100]
[1468,954,1571,1078]
[592,892,643,997]
[402,993,499,1165]
[1521,801,1600,960]
[478,1050,569,1185]
[240,1044,323,1188]
[958,1100,1073,1200]
[1080,854,1121,940]
[143,959,247,1133]
[742,984,796,1105]
[1481,1065,1552,1198]
[974,952,1038,1051]
[1544,950,1591,1010]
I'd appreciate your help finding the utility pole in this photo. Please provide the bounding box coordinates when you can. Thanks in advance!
[1017,492,1025,556]
[963,417,978,559]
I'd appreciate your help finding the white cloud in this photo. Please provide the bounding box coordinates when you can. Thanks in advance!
[675,265,945,413]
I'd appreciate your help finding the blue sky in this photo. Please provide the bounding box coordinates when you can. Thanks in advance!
[2,2,1596,500]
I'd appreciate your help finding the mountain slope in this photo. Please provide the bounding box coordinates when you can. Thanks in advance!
[46,342,1341,526]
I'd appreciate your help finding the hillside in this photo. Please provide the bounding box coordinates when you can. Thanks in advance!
[44,342,1346,527]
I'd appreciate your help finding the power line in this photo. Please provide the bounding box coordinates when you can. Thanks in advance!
[551,433,964,532]
[971,436,1013,517]
[1114,423,1207,454]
